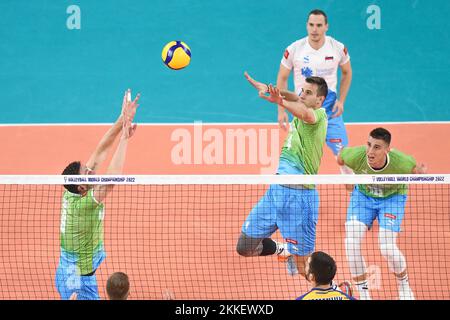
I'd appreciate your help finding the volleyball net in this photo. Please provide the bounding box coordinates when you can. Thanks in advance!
[0,174,449,300]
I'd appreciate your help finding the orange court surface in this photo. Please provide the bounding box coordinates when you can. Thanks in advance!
[0,122,449,300]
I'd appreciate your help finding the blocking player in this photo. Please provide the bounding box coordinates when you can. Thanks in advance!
[55,90,139,300]
[277,9,353,175]
[236,72,328,277]
[337,127,427,300]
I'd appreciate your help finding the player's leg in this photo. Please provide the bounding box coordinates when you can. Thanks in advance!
[345,188,376,300]
[377,195,414,300]
[327,117,351,170]
[292,255,310,279]
[55,255,81,300]
[323,91,353,190]
[236,233,287,257]
[77,274,100,300]
[236,185,281,257]
[322,90,352,174]
[277,187,319,277]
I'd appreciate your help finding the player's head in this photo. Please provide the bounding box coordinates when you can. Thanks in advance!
[305,251,337,286]
[366,127,392,168]
[107,272,130,300]
[307,9,328,43]
[62,161,95,194]
[300,76,328,109]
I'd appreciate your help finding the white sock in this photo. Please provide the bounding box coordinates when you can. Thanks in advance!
[397,274,409,287]
[355,280,371,300]
[397,274,415,300]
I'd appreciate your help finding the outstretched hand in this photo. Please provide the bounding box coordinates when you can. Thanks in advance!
[259,84,284,105]
[244,71,268,95]
[122,89,140,139]
[414,163,427,174]
[122,89,139,122]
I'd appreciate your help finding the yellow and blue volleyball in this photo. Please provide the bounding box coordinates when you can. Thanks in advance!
[161,41,191,70]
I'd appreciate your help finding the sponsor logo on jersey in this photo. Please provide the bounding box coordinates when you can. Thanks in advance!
[303,56,310,63]
[286,238,298,245]
[316,67,335,77]
[329,138,342,143]
[384,213,397,220]
[301,67,313,78]
[284,49,289,59]
[325,56,334,61]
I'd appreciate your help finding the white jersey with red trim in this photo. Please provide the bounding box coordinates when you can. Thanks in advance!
[281,36,350,94]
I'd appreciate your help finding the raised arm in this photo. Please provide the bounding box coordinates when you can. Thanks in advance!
[93,93,140,203]
[245,71,298,101]
[244,71,268,95]
[332,61,352,118]
[260,85,316,124]
[85,90,132,172]
[276,65,291,130]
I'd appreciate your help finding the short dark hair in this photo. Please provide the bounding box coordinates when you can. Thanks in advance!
[370,127,391,145]
[308,251,337,285]
[308,9,328,24]
[107,272,130,300]
[62,161,81,194]
[305,76,328,98]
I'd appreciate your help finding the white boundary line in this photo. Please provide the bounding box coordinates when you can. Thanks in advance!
[1,121,450,127]
[0,174,449,185]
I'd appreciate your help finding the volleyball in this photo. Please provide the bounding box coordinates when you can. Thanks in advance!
[161,41,191,70]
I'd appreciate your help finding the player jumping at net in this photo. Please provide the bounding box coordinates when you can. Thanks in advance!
[337,127,427,300]
[236,72,328,277]
[277,9,353,177]
[55,89,139,300]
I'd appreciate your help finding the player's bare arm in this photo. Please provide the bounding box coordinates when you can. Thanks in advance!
[245,71,299,102]
[260,85,316,124]
[336,150,346,166]
[332,61,352,118]
[94,92,140,203]
[85,90,132,171]
[276,64,291,130]
[244,71,269,94]
[278,89,300,102]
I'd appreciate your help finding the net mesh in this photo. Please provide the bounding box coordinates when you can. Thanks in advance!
[0,175,449,300]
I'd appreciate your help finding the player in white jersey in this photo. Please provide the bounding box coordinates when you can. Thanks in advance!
[277,9,353,176]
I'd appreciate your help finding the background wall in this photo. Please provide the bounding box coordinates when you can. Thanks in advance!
[1,0,448,124]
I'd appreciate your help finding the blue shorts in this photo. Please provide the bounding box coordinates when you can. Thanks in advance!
[346,188,407,232]
[242,184,319,256]
[55,248,106,300]
[322,90,349,155]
